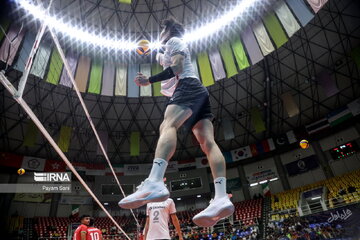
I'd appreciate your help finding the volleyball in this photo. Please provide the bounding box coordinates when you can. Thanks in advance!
[136,39,151,56]
[17,168,25,175]
[299,139,309,149]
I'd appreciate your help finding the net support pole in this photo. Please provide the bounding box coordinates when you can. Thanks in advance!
[0,71,131,240]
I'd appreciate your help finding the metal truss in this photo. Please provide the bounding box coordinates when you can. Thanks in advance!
[1,0,360,165]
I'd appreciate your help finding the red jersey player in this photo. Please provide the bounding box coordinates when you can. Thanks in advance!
[86,218,103,240]
[73,215,90,240]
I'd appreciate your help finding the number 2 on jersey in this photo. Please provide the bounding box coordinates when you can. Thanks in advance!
[153,210,160,222]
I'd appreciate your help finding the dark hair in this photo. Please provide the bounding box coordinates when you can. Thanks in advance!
[161,17,185,38]
[80,215,91,221]
[89,218,95,226]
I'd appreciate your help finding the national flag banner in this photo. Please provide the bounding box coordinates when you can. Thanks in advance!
[118,0,131,4]
[327,106,353,127]
[195,156,209,168]
[231,146,252,161]
[72,205,80,218]
[274,133,290,148]
[347,98,360,116]
[0,152,23,168]
[44,159,66,172]
[305,118,330,135]
[250,107,266,133]
[262,183,271,197]
[250,143,259,157]
[23,121,39,147]
[21,156,46,171]
[177,159,196,171]
[222,118,235,140]
[130,132,140,156]
[274,131,297,149]
[284,155,319,176]
[69,162,87,171]
[105,164,124,176]
[251,138,276,156]
[58,126,72,152]
[85,163,106,176]
[262,138,276,152]
[281,92,299,117]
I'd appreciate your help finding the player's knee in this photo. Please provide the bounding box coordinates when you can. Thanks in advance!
[201,139,216,154]
[160,119,178,133]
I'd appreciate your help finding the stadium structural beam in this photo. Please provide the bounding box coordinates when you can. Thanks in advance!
[311,140,334,179]
[236,164,251,200]
[273,155,290,191]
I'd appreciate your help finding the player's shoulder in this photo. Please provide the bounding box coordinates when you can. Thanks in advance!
[166,198,175,204]
[79,224,88,230]
[166,37,184,46]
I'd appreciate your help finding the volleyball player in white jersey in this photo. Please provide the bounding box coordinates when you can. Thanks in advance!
[119,17,234,227]
[143,198,183,240]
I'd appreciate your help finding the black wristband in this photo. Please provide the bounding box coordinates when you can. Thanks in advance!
[149,67,175,83]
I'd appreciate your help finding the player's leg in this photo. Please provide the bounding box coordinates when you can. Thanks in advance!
[191,118,234,227]
[154,104,193,161]
[192,118,226,180]
[119,104,192,209]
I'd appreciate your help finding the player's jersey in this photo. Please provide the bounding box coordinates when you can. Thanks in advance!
[87,227,102,240]
[73,224,88,240]
[160,37,198,97]
[146,198,176,240]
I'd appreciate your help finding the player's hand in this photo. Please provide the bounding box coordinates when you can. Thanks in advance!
[156,53,164,66]
[134,72,150,86]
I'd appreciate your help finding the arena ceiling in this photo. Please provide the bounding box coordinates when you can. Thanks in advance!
[1,0,360,165]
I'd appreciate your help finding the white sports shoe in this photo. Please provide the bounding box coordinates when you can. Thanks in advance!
[192,196,234,227]
[118,178,170,209]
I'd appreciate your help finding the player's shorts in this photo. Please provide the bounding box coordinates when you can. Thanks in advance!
[167,77,214,130]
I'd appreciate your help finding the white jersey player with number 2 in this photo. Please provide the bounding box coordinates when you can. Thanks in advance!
[144,198,183,240]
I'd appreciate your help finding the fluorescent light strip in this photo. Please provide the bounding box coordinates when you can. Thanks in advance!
[259,180,268,184]
[18,0,137,51]
[311,196,321,200]
[17,0,264,51]
[250,183,258,187]
[183,0,262,43]
[269,177,278,182]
